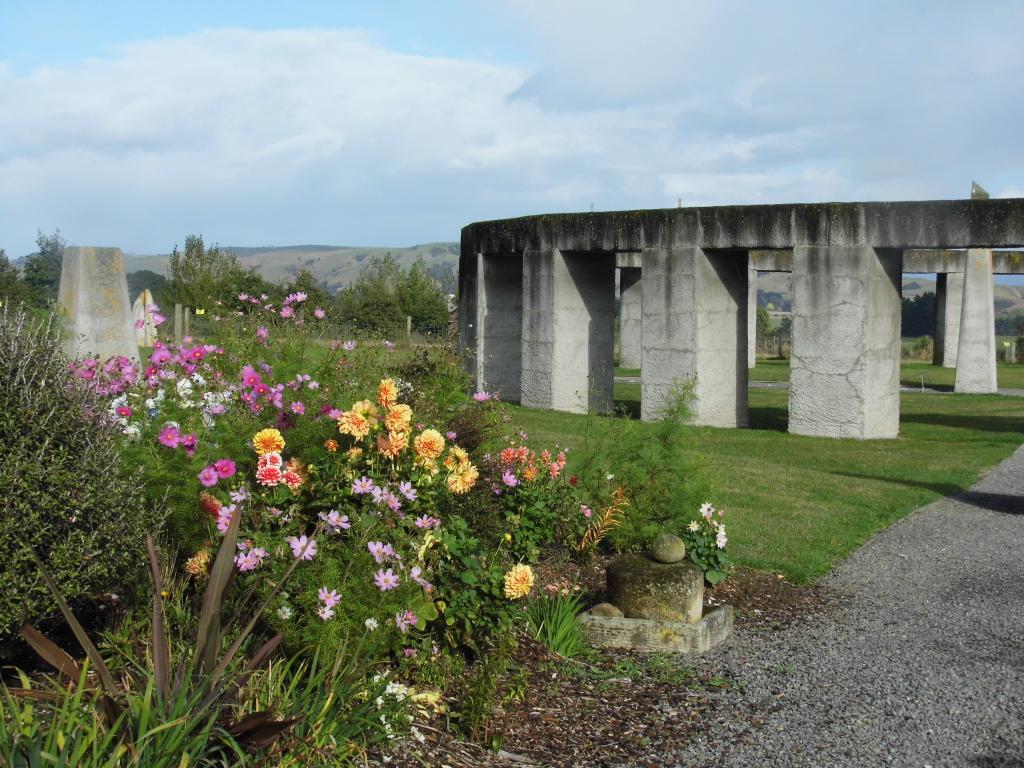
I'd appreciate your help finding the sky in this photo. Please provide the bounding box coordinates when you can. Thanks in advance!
[2,0,1024,260]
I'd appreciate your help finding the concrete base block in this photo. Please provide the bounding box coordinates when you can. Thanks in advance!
[578,605,733,655]
[954,249,997,393]
[641,247,748,427]
[618,267,642,369]
[789,246,901,439]
[58,246,139,362]
[521,249,615,414]
[476,253,523,402]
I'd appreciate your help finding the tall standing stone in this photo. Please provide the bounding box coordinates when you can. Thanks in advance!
[789,246,902,439]
[954,182,998,393]
[933,272,964,368]
[476,253,523,402]
[132,288,158,348]
[58,247,139,362]
[618,267,642,369]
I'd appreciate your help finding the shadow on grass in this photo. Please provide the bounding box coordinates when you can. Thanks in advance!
[613,397,641,419]
[900,412,1024,434]
[748,404,788,432]
[833,472,1023,515]
[901,381,955,393]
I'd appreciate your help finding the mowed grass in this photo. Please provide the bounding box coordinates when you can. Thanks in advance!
[748,358,1024,389]
[509,386,1024,583]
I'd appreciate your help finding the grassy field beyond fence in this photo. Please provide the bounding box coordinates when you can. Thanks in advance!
[510,386,1024,583]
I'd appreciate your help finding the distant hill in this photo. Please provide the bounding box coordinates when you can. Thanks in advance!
[757,273,1024,317]
[122,242,460,294]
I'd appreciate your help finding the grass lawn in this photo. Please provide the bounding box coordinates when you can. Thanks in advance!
[508,386,1024,584]
[746,358,1024,389]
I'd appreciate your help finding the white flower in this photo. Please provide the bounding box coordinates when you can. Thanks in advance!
[191,373,206,387]
[700,502,715,520]
[687,520,701,533]
[176,379,193,398]
[716,526,728,549]
[365,617,379,631]
[123,424,141,440]
[276,605,293,620]
[606,473,615,481]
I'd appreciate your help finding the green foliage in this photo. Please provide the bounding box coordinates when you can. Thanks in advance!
[0,249,35,308]
[0,307,160,655]
[336,254,449,335]
[21,229,65,306]
[678,503,732,584]
[996,311,1024,336]
[167,234,246,310]
[570,383,712,552]
[126,269,172,310]
[449,633,516,743]
[755,304,772,342]
[901,291,936,337]
[525,593,586,658]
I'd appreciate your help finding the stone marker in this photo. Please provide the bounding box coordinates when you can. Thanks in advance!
[58,246,139,362]
[606,552,704,624]
[132,289,158,347]
[590,602,624,619]
[650,532,686,563]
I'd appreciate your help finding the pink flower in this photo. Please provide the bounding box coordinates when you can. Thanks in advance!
[313,308,326,319]
[404,648,416,658]
[398,481,417,501]
[134,319,144,329]
[214,459,237,478]
[287,535,317,560]
[180,433,198,457]
[241,365,262,387]
[368,541,387,564]
[216,504,236,533]
[150,348,172,365]
[290,401,305,415]
[319,510,351,532]
[472,391,492,402]
[445,431,457,441]
[279,305,295,319]
[580,504,592,518]
[198,465,219,487]
[342,340,357,351]
[234,544,268,572]
[415,515,440,530]
[502,470,518,487]
[255,326,269,342]
[317,606,335,621]
[352,476,375,495]
[374,568,400,591]
[115,405,132,419]
[318,587,341,608]
[158,426,180,448]
[394,610,417,633]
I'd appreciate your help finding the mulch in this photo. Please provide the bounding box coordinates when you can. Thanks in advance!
[369,564,837,767]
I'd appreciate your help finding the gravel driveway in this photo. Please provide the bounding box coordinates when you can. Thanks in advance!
[666,444,1024,768]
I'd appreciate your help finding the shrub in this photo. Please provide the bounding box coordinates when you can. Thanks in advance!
[678,502,733,584]
[0,307,160,655]
[525,593,586,658]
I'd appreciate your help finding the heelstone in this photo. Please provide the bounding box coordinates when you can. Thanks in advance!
[651,532,686,563]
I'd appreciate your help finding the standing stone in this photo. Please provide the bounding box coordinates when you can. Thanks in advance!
[789,246,902,439]
[934,272,964,368]
[954,249,998,393]
[618,267,642,369]
[640,246,748,427]
[521,249,615,414]
[58,247,138,362]
[132,289,158,348]
[476,253,523,401]
[606,553,704,624]
[748,265,758,369]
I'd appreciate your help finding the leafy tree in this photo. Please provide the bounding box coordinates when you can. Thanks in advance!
[22,229,65,305]
[167,235,243,310]
[995,312,1024,336]
[397,257,450,332]
[901,292,935,337]
[126,269,172,310]
[755,305,772,342]
[285,267,333,310]
[335,254,450,335]
[0,249,32,307]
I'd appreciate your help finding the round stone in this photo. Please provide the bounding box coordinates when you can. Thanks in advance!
[606,553,704,624]
[590,602,624,619]
[650,532,687,563]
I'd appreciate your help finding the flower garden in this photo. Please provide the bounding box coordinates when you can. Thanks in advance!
[0,295,723,766]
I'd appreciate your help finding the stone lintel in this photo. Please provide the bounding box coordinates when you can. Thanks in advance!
[463,198,1024,255]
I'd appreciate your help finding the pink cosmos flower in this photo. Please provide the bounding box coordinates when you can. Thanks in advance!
[472,391,492,402]
[198,465,219,487]
[279,306,295,319]
[158,426,181,448]
[313,308,326,319]
[404,648,416,658]
[150,348,172,365]
[318,587,341,608]
[115,405,132,419]
[216,505,236,533]
[214,459,237,478]
[319,510,351,532]
[398,481,417,501]
[502,470,518,487]
[580,504,592,518]
[352,476,375,495]
[234,544,268,572]
[368,541,387,564]
[317,606,335,620]
[374,568,400,591]
[181,433,198,458]
[342,340,357,351]
[394,610,417,633]
[445,431,457,441]
[241,365,262,387]
[287,535,317,560]
[290,401,305,415]
[134,319,145,329]
[255,326,269,342]
[415,515,440,530]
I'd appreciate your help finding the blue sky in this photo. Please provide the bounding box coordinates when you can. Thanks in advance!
[2,1,1023,263]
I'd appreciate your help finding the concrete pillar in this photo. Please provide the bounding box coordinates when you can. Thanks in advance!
[640,247,748,427]
[748,266,758,369]
[954,249,997,393]
[933,272,963,368]
[476,253,523,402]
[521,249,615,413]
[618,267,642,369]
[789,246,902,439]
[57,246,139,362]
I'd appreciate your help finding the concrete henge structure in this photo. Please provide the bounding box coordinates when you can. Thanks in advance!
[459,194,1024,439]
[58,246,139,362]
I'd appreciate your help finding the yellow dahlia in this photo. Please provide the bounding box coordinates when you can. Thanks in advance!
[253,428,285,454]
[338,410,371,439]
[446,463,478,494]
[376,430,409,459]
[185,548,212,578]
[378,378,398,407]
[385,404,412,433]
[413,429,445,461]
[443,445,469,471]
[351,399,378,418]
[503,564,534,600]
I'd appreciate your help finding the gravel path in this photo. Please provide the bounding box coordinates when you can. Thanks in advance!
[667,444,1024,768]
